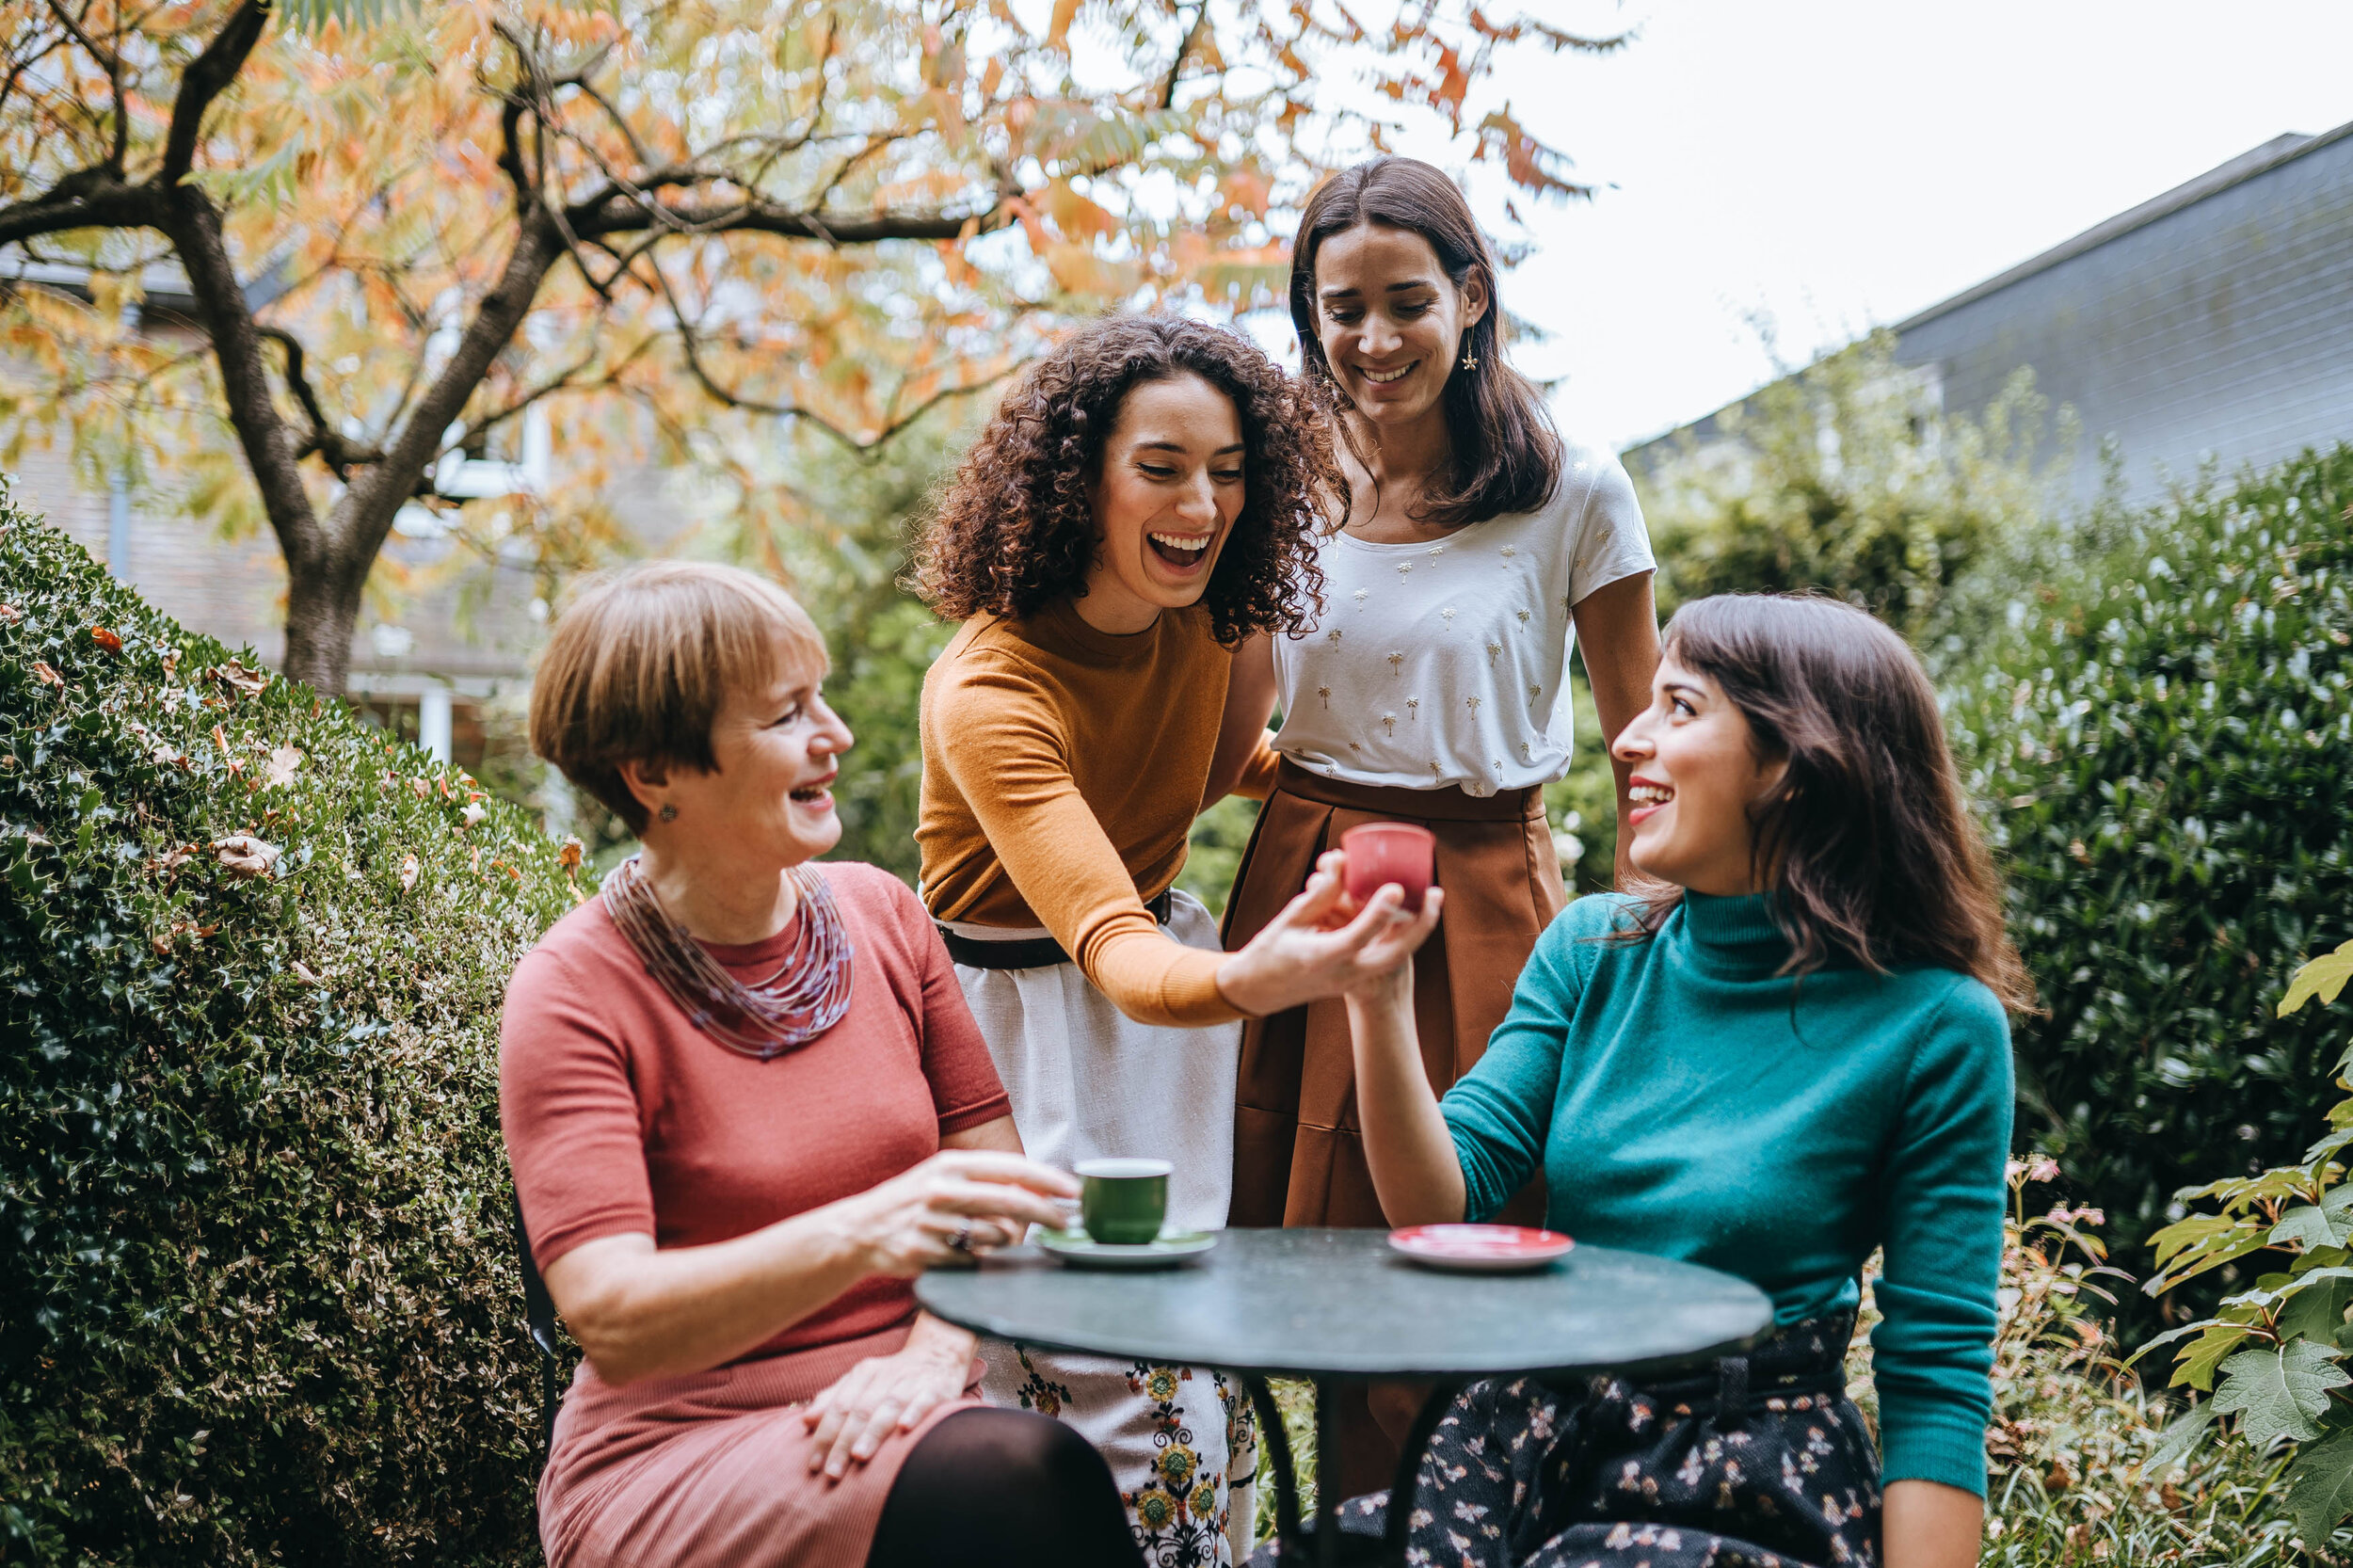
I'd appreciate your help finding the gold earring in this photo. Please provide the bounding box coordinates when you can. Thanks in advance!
[1461,349,1480,372]
[658,803,678,822]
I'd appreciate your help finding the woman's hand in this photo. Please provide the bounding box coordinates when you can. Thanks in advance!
[834,1149,1080,1278]
[1216,851,1443,1017]
[803,1313,978,1480]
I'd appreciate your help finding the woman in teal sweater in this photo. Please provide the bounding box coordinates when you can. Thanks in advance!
[1321,593,2028,1568]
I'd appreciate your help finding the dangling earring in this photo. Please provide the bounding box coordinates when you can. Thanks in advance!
[1460,347,1480,372]
[658,803,678,823]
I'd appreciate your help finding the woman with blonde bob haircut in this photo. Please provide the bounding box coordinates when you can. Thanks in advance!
[504,560,1150,1568]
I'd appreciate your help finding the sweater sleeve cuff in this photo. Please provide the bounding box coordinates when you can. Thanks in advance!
[1152,945,1246,1028]
[1083,934,1245,1029]
[1875,1389,1990,1497]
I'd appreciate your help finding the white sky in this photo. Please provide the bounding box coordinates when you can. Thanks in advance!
[1261,0,2353,454]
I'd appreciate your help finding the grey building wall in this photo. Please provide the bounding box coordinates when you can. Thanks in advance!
[1895,123,2353,499]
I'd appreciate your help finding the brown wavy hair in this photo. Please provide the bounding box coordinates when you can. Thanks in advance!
[1290,156,1561,531]
[909,314,1338,645]
[1625,593,2035,1010]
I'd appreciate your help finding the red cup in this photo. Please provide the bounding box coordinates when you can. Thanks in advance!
[1341,822,1436,914]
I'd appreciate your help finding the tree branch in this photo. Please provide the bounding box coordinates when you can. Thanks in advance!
[651,260,1007,454]
[42,0,128,168]
[572,193,1007,246]
[157,186,321,576]
[161,0,266,185]
[0,167,156,248]
[258,325,390,478]
[1162,3,1209,110]
[337,215,566,565]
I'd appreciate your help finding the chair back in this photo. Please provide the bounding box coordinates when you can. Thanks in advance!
[510,1190,563,1464]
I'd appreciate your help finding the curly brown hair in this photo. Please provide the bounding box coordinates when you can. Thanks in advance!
[909,314,1340,645]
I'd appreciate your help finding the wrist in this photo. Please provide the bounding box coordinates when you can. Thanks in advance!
[1214,951,1274,1018]
[817,1191,889,1277]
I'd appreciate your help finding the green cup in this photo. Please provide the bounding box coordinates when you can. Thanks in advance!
[1075,1158,1171,1245]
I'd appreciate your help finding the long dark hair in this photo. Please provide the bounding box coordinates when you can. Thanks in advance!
[1289,156,1561,531]
[908,314,1337,646]
[1630,593,2034,1010]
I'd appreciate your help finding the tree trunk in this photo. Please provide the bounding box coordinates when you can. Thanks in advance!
[279,546,368,696]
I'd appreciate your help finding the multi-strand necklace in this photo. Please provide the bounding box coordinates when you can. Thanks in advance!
[602,856,855,1060]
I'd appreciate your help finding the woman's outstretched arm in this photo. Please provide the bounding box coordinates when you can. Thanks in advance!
[539,1149,1075,1388]
[1204,632,1280,806]
[1339,888,1467,1227]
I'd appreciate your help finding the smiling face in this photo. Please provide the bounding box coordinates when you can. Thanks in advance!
[1610,654,1789,896]
[1076,371,1247,634]
[630,638,854,871]
[1311,221,1487,435]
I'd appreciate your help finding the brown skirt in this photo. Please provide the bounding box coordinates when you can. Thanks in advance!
[1222,760,1565,1231]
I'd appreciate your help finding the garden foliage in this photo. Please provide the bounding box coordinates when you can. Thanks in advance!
[1635,329,2061,640]
[2137,939,2353,1547]
[0,499,574,1564]
[1944,444,2353,1307]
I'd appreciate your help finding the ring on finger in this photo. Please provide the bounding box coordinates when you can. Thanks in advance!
[946,1221,975,1253]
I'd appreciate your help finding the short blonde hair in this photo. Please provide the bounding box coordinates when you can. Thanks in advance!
[529,561,828,833]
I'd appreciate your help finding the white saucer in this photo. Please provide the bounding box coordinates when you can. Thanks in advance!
[1036,1227,1219,1270]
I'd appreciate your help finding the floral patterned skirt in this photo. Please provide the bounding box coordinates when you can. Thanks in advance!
[1255,1314,1880,1568]
[985,1342,1259,1567]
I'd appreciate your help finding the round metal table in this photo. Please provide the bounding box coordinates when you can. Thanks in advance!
[917,1227,1774,1566]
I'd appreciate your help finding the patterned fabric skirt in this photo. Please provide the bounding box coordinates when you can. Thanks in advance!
[948,890,1259,1566]
[1255,1314,1881,1568]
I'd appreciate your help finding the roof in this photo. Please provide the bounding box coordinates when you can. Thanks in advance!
[1623,116,2353,461]
[1890,119,2353,334]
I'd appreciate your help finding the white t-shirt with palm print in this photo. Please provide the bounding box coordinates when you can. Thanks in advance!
[1270,439,1655,797]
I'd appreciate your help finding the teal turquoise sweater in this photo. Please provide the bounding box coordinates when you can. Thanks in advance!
[1441,890,2013,1496]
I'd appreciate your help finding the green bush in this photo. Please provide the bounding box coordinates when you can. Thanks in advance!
[1944,445,2353,1325]
[0,498,576,1563]
[1960,1160,2323,1564]
[1635,328,2061,640]
[2137,939,2353,1550]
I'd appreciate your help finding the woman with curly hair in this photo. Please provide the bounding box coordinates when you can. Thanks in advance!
[1210,156,1662,1497]
[911,313,1440,1564]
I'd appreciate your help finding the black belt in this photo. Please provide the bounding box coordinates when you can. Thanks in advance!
[938,888,1176,970]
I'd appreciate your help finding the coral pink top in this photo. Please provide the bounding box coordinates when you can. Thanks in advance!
[499,862,1015,1568]
[501,860,1013,1361]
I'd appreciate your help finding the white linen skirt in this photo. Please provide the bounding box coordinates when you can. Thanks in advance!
[945,888,1257,1565]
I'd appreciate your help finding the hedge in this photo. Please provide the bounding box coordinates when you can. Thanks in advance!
[0,495,576,1563]
[1945,443,2353,1308]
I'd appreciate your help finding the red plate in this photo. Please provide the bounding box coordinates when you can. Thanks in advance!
[1387,1224,1575,1273]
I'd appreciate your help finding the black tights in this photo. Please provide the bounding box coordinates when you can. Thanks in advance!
[865,1407,1143,1568]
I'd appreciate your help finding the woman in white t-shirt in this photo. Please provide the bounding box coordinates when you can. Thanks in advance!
[1210,155,1659,1497]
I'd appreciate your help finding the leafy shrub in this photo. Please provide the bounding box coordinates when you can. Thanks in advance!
[0,499,577,1563]
[1963,1160,2321,1565]
[1634,328,2061,640]
[1944,445,2353,1320]
[2138,939,2353,1550]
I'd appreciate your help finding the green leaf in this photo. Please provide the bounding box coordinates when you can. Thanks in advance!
[2287,1426,2353,1544]
[2144,1401,2217,1476]
[2282,939,2353,1016]
[2212,1340,2351,1448]
[2173,1321,2256,1391]
[2274,1203,2353,1252]
[2278,1272,2353,1347]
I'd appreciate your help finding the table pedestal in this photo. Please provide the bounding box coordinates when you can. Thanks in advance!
[1241,1375,1462,1567]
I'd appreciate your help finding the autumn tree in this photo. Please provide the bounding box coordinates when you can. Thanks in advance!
[0,0,1616,693]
